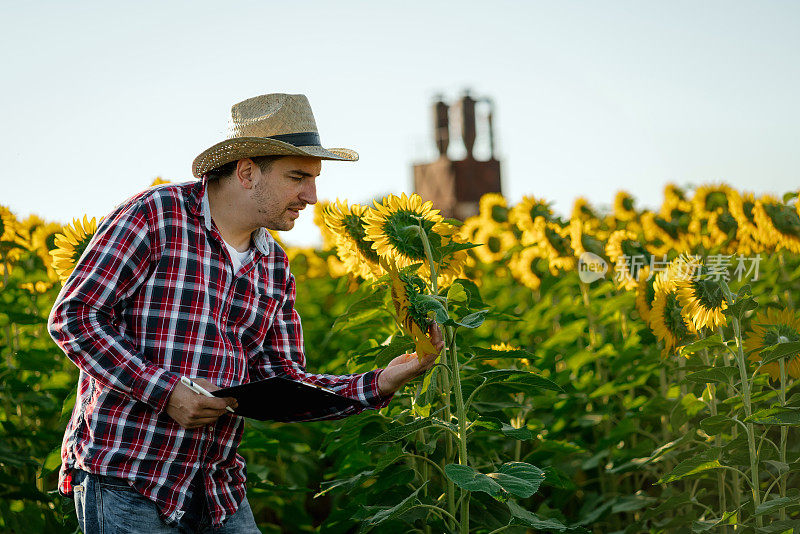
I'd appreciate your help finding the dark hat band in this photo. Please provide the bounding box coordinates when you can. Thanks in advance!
[266,132,321,147]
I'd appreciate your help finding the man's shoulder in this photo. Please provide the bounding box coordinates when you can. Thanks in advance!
[108,180,198,221]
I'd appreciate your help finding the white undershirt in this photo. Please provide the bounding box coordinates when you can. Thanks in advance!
[224,240,250,272]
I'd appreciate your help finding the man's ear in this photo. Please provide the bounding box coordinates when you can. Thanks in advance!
[235,159,256,190]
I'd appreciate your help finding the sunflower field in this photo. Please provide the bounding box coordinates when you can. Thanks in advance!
[2,181,800,533]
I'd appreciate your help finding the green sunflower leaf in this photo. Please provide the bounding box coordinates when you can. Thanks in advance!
[444,462,545,500]
[683,367,739,385]
[745,406,800,426]
[656,449,722,484]
[699,415,736,435]
[443,309,489,329]
[759,341,800,366]
[723,284,758,320]
[506,501,569,531]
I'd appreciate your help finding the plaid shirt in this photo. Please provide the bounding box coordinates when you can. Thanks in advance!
[48,179,391,527]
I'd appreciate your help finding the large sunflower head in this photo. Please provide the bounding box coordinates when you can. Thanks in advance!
[479,193,509,224]
[50,215,99,283]
[605,230,651,290]
[613,191,638,222]
[746,308,800,381]
[649,281,697,357]
[322,200,383,280]
[753,195,800,254]
[382,258,437,360]
[674,257,729,331]
[364,193,465,285]
[508,246,544,291]
[508,196,553,234]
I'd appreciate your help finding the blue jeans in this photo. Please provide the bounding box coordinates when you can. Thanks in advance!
[71,470,261,533]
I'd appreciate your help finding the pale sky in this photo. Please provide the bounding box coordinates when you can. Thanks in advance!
[2,1,798,246]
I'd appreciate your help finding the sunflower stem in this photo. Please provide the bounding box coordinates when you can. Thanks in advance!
[720,280,762,527]
[417,219,460,530]
[718,326,742,513]
[445,325,470,534]
[778,358,788,520]
[700,345,727,530]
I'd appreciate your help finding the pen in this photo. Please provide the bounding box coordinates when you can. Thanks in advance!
[180,376,236,414]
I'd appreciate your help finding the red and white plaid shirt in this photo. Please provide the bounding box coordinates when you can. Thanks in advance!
[48,179,390,527]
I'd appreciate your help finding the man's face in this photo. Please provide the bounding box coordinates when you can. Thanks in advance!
[249,156,321,231]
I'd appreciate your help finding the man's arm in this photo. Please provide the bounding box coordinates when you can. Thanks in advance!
[48,199,180,412]
[251,271,441,421]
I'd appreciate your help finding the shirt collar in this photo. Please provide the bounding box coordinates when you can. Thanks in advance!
[193,178,273,257]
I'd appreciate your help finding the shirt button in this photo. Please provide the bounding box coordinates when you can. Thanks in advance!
[228,351,234,357]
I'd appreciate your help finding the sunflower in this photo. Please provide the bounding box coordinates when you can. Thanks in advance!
[473,225,517,264]
[479,193,509,224]
[728,191,763,255]
[568,218,605,259]
[649,267,697,356]
[635,266,656,323]
[322,200,383,280]
[692,184,733,218]
[30,221,65,279]
[0,205,21,261]
[571,197,602,231]
[640,211,676,257]
[364,193,465,285]
[459,215,482,241]
[50,215,99,283]
[706,211,740,253]
[150,177,172,187]
[746,308,800,381]
[753,195,800,254]
[509,247,543,291]
[508,195,553,235]
[17,214,45,246]
[613,191,638,222]
[314,201,339,250]
[605,230,651,290]
[325,254,349,279]
[383,258,437,360]
[674,257,728,331]
[522,218,575,275]
[660,184,692,218]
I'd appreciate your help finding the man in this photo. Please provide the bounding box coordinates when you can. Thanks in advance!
[48,93,443,533]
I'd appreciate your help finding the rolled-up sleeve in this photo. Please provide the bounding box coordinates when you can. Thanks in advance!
[48,200,179,412]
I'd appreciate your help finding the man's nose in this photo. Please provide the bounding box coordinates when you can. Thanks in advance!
[299,180,317,205]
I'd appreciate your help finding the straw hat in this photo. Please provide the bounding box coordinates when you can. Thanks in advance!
[192,93,358,178]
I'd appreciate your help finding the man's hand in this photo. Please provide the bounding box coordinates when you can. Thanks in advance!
[165,378,238,429]
[377,324,445,396]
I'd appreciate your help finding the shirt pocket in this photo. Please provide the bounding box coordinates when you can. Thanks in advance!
[229,288,280,351]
